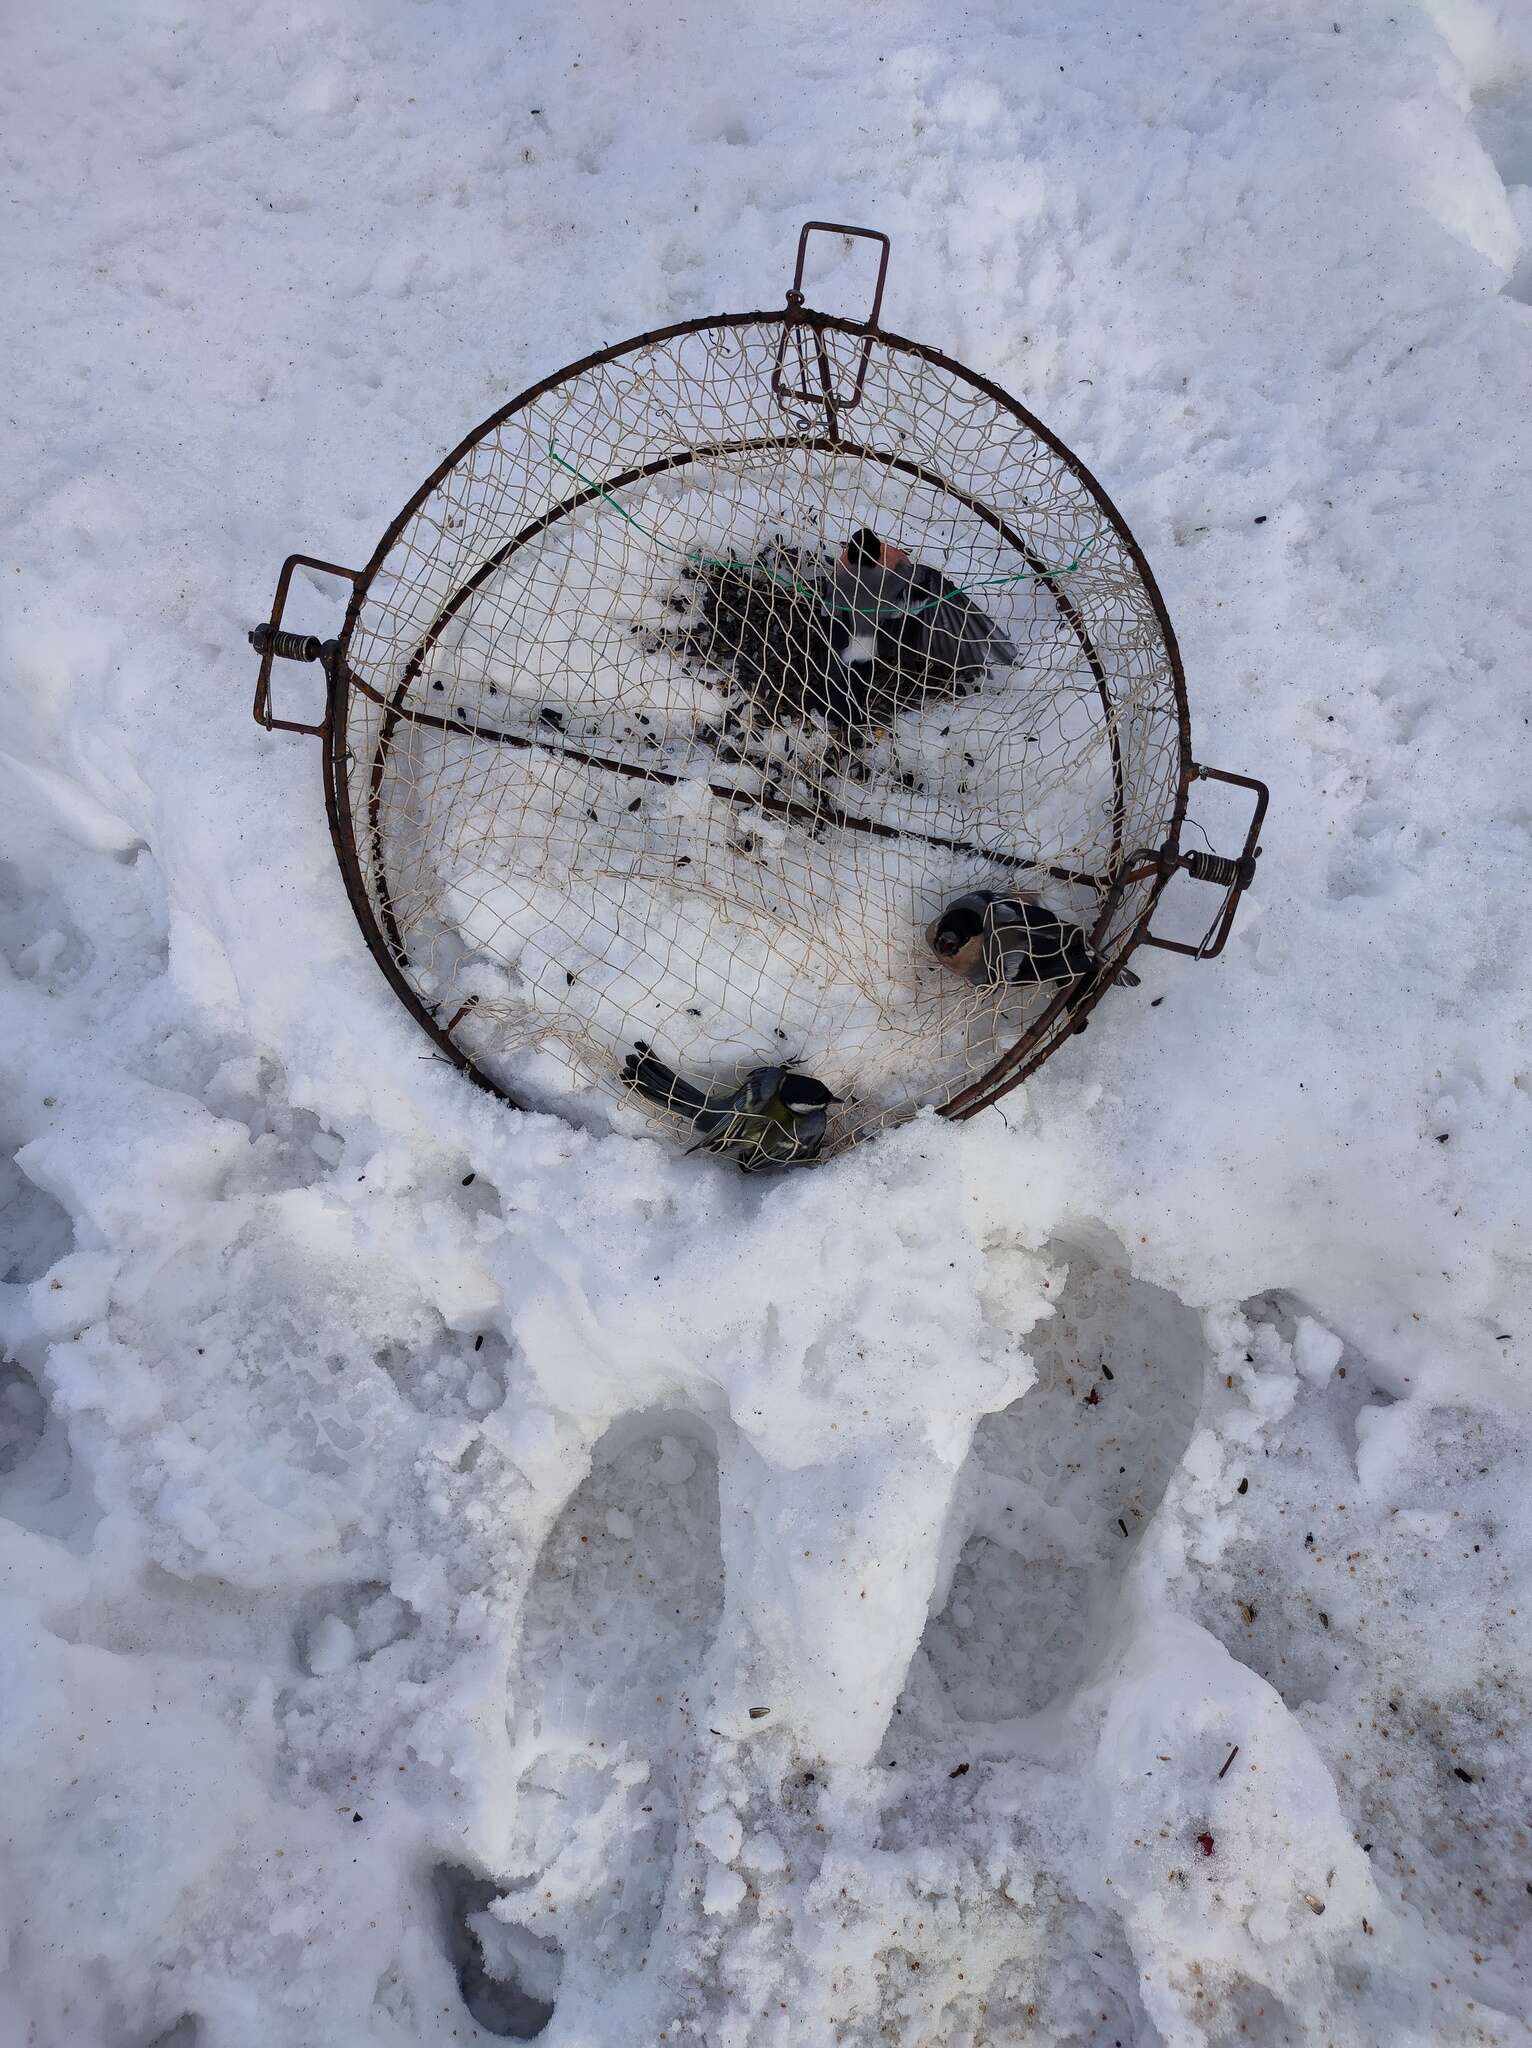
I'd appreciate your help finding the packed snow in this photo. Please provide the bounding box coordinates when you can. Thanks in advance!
[3,1,1531,2044]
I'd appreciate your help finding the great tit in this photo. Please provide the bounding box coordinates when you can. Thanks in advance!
[620,1044,841,1169]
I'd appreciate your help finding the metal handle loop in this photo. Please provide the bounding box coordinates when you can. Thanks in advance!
[772,221,892,418]
[250,554,360,737]
[1141,765,1270,961]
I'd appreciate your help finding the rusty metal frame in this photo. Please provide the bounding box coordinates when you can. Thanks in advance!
[251,237,1266,1143]
[250,553,358,735]
[772,221,891,416]
[1139,766,1268,961]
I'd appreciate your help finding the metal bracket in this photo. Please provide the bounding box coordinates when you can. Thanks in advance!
[1140,765,1270,961]
[249,553,360,736]
[771,221,891,417]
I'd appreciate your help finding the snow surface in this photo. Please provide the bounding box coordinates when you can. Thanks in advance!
[3,1,1532,2043]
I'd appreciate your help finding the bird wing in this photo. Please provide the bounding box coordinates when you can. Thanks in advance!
[982,893,1033,927]
[984,905,1090,984]
[692,1068,786,1153]
[735,1101,827,1171]
[908,561,1016,674]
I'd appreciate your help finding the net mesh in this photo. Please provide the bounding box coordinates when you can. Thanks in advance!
[336,318,1185,1157]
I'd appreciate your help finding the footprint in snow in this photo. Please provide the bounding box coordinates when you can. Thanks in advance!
[0,1351,98,1547]
[917,1241,1207,1722]
[440,1417,725,2036]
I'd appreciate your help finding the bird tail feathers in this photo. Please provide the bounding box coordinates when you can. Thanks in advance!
[622,1045,710,1118]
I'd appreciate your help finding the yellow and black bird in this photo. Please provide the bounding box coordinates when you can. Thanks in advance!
[621,1044,840,1170]
[926,889,1139,993]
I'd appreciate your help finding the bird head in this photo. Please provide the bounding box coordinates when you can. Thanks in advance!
[926,901,986,959]
[778,1074,841,1114]
[840,527,909,573]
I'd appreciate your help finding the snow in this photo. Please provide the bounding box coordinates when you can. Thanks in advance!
[2,1,1531,2044]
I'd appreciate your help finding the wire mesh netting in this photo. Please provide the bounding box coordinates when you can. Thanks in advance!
[332,314,1189,1159]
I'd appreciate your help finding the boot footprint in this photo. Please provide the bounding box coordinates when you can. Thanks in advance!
[449,1418,724,2032]
[435,1864,559,2040]
[923,1243,1207,1720]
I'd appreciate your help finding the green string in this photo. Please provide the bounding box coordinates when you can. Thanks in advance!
[545,438,1102,618]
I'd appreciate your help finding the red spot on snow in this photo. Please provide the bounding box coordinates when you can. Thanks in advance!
[1197,1832,1215,1857]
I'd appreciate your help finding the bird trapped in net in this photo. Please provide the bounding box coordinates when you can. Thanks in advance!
[249,222,1267,1161]
[664,526,1016,739]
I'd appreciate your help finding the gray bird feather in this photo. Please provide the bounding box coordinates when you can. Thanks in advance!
[825,537,1017,719]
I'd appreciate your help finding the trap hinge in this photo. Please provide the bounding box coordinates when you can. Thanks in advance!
[1180,845,1257,891]
[1140,764,1270,961]
[249,552,361,737]
[250,624,336,668]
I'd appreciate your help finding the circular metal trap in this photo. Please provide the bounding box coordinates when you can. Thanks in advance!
[250,222,1266,1163]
